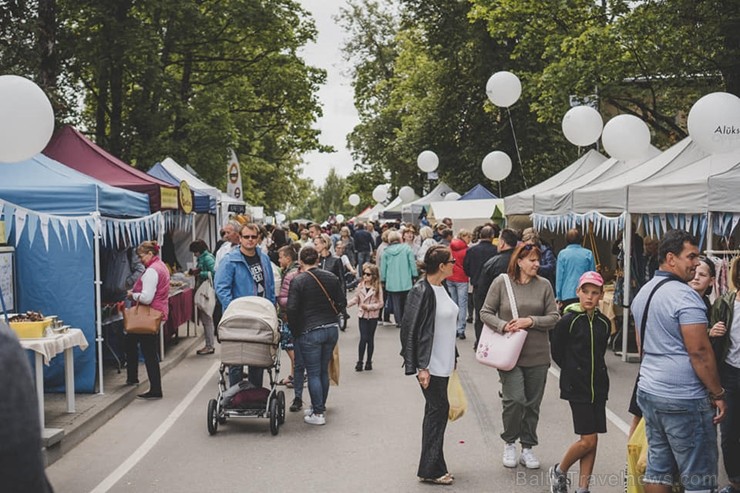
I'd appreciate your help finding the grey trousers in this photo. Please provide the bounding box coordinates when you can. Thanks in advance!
[498,364,549,448]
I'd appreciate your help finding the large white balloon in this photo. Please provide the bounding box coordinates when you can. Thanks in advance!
[399,186,415,202]
[485,71,522,108]
[275,212,286,223]
[372,185,388,203]
[481,151,512,181]
[348,193,360,206]
[444,192,461,201]
[417,150,439,172]
[0,75,55,163]
[562,106,603,146]
[335,214,345,224]
[687,92,740,155]
[601,115,651,161]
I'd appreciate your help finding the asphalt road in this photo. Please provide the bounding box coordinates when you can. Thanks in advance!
[47,308,642,493]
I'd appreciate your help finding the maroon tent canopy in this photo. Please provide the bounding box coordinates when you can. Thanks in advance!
[44,125,181,212]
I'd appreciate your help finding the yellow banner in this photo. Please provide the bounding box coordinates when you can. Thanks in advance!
[160,187,178,210]
[0,222,5,244]
[179,181,193,214]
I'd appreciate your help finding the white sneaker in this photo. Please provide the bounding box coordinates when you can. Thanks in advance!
[303,406,313,416]
[304,413,326,425]
[519,448,540,469]
[502,443,517,468]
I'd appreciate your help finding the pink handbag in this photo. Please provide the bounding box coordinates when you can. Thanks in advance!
[476,274,527,371]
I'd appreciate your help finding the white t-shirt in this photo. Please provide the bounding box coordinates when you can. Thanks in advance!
[428,284,459,377]
[214,242,236,271]
[727,300,740,368]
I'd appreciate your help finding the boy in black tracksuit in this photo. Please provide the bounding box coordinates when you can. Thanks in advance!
[548,271,611,493]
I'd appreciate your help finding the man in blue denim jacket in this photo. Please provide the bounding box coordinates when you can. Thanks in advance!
[631,230,726,493]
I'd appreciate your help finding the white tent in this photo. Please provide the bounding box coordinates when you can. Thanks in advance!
[533,146,661,216]
[505,149,607,215]
[357,202,385,221]
[402,182,457,223]
[629,150,740,214]
[707,158,740,214]
[159,157,220,200]
[572,138,708,214]
[427,198,504,232]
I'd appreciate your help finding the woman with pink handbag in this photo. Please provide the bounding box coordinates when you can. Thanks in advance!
[480,243,559,470]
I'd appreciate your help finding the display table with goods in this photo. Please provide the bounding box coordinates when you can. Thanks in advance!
[19,328,89,429]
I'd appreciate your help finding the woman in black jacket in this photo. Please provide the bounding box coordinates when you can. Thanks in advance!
[400,245,459,485]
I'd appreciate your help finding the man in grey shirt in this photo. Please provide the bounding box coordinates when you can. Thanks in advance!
[631,230,726,493]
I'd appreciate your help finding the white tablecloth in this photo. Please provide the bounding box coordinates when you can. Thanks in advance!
[20,328,88,365]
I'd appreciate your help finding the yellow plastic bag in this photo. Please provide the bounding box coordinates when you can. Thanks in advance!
[447,370,467,421]
[626,418,648,493]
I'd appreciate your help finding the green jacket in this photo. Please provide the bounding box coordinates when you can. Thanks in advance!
[380,243,418,292]
[196,251,216,281]
[710,289,736,365]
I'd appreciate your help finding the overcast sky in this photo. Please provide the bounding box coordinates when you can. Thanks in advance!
[298,0,360,185]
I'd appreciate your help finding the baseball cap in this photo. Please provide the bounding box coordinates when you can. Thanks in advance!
[578,271,604,290]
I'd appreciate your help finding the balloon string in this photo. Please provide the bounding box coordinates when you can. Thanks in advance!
[507,107,528,188]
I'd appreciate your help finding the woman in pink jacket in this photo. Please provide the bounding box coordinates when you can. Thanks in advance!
[347,263,384,371]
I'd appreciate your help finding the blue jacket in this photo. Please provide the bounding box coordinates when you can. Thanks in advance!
[215,248,276,309]
[556,244,595,301]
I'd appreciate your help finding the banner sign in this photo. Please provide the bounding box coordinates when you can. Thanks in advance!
[179,180,193,214]
[160,187,178,210]
[227,149,243,200]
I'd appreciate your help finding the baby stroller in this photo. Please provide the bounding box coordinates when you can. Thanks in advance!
[207,296,286,436]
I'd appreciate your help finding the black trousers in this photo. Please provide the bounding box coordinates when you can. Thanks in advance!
[473,287,485,348]
[418,375,450,479]
[125,333,162,394]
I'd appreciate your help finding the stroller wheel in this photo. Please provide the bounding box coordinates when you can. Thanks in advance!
[269,396,279,436]
[277,391,286,425]
[207,399,218,435]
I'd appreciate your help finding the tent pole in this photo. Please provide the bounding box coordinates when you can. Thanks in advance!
[93,212,104,394]
[621,216,632,363]
[707,212,713,252]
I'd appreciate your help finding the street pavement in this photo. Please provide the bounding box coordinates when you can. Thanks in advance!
[47,307,645,493]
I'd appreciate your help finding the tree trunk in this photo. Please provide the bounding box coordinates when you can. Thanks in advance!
[37,0,56,93]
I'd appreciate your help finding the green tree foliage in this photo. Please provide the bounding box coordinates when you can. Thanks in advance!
[0,0,325,212]
[289,167,350,222]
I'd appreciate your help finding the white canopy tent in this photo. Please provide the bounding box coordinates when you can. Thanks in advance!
[505,149,607,216]
[402,182,456,223]
[427,198,504,232]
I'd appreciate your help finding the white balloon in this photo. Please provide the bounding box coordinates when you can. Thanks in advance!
[0,75,55,163]
[601,115,651,161]
[348,193,360,206]
[687,92,740,155]
[562,106,604,146]
[417,150,439,172]
[399,186,415,202]
[485,71,522,108]
[275,212,286,223]
[335,214,345,223]
[481,151,512,181]
[372,185,388,203]
[444,192,461,201]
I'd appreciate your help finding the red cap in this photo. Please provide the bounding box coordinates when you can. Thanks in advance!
[578,271,604,290]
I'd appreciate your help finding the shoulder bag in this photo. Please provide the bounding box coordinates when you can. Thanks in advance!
[194,272,216,316]
[123,301,163,335]
[476,273,528,371]
[305,269,340,316]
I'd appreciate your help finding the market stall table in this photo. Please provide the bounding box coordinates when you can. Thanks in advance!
[159,286,193,360]
[20,328,89,429]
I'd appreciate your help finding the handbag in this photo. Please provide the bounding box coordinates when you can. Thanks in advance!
[447,370,467,421]
[123,301,163,335]
[475,273,528,371]
[305,269,340,316]
[194,272,216,316]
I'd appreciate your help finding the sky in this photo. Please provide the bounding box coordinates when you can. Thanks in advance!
[298,0,360,185]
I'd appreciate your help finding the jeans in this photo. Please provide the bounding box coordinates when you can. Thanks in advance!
[720,362,740,484]
[637,389,718,490]
[357,251,372,276]
[498,364,549,447]
[388,291,408,326]
[418,375,450,479]
[293,338,305,401]
[296,323,339,414]
[446,280,468,335]
[358,318,378,362]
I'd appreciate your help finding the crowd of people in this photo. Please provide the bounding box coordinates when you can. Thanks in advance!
[117,216,736,492]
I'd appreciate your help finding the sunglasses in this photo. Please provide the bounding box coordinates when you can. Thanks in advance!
[446,259,456,264]
[241,234,259,240]
[362,272,373,276]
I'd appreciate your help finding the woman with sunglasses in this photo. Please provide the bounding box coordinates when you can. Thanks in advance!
[480,243,560,470]
[347,264,384,371]
[401,245,459,485]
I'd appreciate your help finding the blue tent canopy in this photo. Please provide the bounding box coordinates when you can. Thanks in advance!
[460,184,498,200]
[0,154,151,217]
[0,154,151,393]
[148,161,216,213]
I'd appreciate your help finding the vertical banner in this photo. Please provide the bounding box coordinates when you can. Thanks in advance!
[227,149,243,201]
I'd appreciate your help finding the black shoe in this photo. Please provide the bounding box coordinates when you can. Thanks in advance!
[466,317,473,323]
[289,398,302,412]
[355,361,364,372]
[125,380,139,386]
[364,361,373,371]
[137,391,162,400]
[458,333,466,340]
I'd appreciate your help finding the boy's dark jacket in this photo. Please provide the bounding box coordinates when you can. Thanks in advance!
[551,303,611,403]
